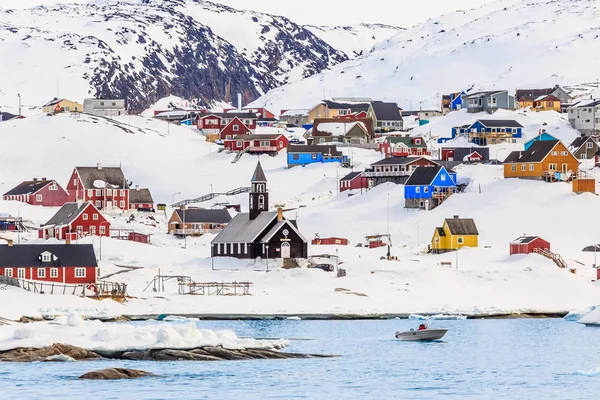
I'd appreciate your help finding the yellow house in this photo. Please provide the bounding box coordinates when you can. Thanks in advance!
[307,99,371,122]
[42,98,83,114]
[431,216,479,254]
[531,95,561,112]
[516,88,564,112]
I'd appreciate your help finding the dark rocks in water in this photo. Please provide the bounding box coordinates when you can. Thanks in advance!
[79,368,156,380]
[0,343,336,362]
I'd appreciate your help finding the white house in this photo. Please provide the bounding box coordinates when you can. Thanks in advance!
[568,99,600,135]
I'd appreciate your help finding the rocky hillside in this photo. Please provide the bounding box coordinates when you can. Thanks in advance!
[0,0,351,112]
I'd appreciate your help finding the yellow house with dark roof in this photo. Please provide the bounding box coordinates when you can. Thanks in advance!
[431,216,479,254]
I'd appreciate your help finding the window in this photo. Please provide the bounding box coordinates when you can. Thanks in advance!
[529,164,534,171]
[511,165,516,171]
[441,174,446,181]
[106,189,113,196]
[561,151,568,156]
[18,269,25,279]
[551,151,558,156]
[93,214,99,220]
[5,268,12,277]
[100,225,106,235]
[37,269,46,278]
[416,187,420,193]
[100,102,105,106]
[260,141,270,147]
[233,125,239,131]
[120,190,125,196]
[424,187,429,193]
[50,268,58,278]
[95,189,101,196]
[311,153,318,160]
[90,226,96,235]
[95,200,101,208]
[549,163,557,171]
[457,237,464,244]
[49,183,57,191]
[42,253,51,262]
[120,200,125,208]
[338,109,349,116]
[112,102,116,106]
[221,120,226,126]
[237,141,242,147]
[279,141,283,147]
[36,194,42,202]
[521,164,526,171]
[76,226,83,234]
[75,268,86,278]
[562,164,568,172]
[87,189,93,197]
[293,154,299,160]
[258,195,265,208]
[226,135,232,140]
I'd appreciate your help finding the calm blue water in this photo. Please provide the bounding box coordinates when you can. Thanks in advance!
[2,319,600,399]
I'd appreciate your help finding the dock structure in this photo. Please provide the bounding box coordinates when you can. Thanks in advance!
[179,281,253,296]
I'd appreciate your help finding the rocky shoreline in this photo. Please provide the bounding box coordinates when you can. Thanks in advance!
[0,343,336,362]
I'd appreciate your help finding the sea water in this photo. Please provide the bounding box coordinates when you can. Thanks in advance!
[2,318,599,399]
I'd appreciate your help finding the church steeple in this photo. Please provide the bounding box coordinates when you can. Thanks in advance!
[249,160,268,220]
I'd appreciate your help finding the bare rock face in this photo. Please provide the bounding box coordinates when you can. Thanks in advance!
[79,368,156,380]
[0,343,103,362]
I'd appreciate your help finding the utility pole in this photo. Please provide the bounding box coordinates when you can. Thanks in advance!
[18,93,21,117]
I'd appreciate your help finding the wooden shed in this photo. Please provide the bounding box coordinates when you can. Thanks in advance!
[510,236,550,255]
[128,232,151,244]
[311,237,349,246]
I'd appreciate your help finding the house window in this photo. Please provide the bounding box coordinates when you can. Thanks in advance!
[75,268,86,278]
[4,269,12,277]
[93,214,99,220]
[529,164,534,171]
[416,187,420,193]
[49,184,57,191]
[233,125,239,131]
[100,102,105,106]
[50,268,58,278]
[441,175,446,181]
[120,200,125,208]
[312,153,318,160]
[18,269,25,279]
[76,226,83,234]
[562,164,568,172]
[424,187,429,193]
[90,226,96,235]
[36,194,43,202]
[100,226,106,235]
[521,164,526,171]
[581,153,587,159]
[260,141,270,147]
[42,253,51,262]
[221,120,226,126]
[511,165,516,171]
[552,151,558,156]
[107,189,112,196]
[549,163,557,171]
[87,189,93,197]
[38,269,46,278]
[457,237,464,244]
[561,151,568,156]
[338,109,349,116]
[83,213,88,220]
[588,142,594,149]
[95,200,102,208]
[95,189,101,196]
[226,135,232,140]
[112,102,116,106]
[237,141,242,147]
[120,190,125,196]
[279,141,283,147]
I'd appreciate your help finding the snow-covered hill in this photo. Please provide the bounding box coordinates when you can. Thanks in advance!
[0,0,347,112]
[251,0,600,112]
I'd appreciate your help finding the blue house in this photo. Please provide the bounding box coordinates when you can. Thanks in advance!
[465,119,523,146]
[451,91,466,111]
[404,166,457,210]
[524,131,557,150]
[287,144,348,168]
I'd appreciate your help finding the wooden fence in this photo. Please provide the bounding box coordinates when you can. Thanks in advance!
[0,276,127,298]
[179,281,252,296]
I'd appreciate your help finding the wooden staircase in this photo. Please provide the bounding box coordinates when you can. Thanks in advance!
[232,146,251,163]
[533,248,568,269]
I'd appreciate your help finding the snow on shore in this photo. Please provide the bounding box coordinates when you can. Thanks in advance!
[0,315,288,352]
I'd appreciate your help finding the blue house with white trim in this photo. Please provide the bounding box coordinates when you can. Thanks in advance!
[441,119,523,145]
[524,131,557,150]
[451,91,466,111]
[404,166,457,210]
[287,144,348,168]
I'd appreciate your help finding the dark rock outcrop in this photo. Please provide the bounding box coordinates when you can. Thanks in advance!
[79,368,156,380]
[0,343,103,362]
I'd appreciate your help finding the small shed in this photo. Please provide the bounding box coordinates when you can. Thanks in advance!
[510,236,550,255]
[128,232,151,244]
[311,237,349,246]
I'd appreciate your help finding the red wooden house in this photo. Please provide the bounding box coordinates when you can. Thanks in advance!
[223,107,275,119]
[0,243,97,284]
[129,186,154,211]
[3,178,68,207]
[311,237,349,245]
[510,236,550,255]
[339,171,368,193]
[334,110,368,119]
[197,112,258,135]
[218,117,253,140]
[379,136,430,158]
[224,134,288,155]
[66,165,130,210]
[39,202,110,240]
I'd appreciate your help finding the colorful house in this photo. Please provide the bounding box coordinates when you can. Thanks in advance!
[66,165,131,210]
[38,202,110,240]
[466,120,523,146]
[0,243,97,284]
[462,90,516,113]
[128,187,154,211]
[167,208,232,236]
[311,117,374,143]
[430,216,479,254]
[568,135,600,160]
[404,166,457,210]
[365,157,439,186]
[339,171,368,193]
[41,98,83,114]
[279,109,310,126]
[287,145,348,168]
[218,117,253,140]
[503,140,579,180]
[524,131,558,150]
[307,99,372,123]
[441,146,490,162]
[516,86,572,111]
[367,102,403,133]
[379,136,430,157]
[3,178,68,207]
[311,237,349,245]
[197,112,258,135]
[510,236,550,255]
[224,133,288,155]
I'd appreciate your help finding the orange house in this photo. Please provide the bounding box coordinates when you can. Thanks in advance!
[503,140,579,180]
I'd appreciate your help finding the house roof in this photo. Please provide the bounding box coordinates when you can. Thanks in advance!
[405,166,443,186]
[129,188,154,204]
[477,119,523,128]
[251,161,267,182]
[511,236,543,244]
[463,90,507,99]
[287,144,342,155]
[175,208,231,224]
[516,88,557,101]
[43,202,92,227]
[315,121,367,136]
[0,244,97,268]
[280,109,309,117]
[445,217,478,235]
[3,179,54,196]
[370,102,403,121]
[503,140,559,163]
[230,134,284,140]
[75,166,129,190]
[569,136,592,151]
[570,99,600,109]
[535,94,561,103]
[322,100,371,111]
[386,136,427,148]
[371,156,433,167]
[42,98,64,107]
[340,171,362,181]
[524,132,557,143]
[200,112,258,119]
[211,212,277,243]
[260,219,307,243]
[0,111,19,121]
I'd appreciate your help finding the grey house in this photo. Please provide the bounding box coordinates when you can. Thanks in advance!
[462,90,516,113]
[84,98,126,117]
[568,135,600,160]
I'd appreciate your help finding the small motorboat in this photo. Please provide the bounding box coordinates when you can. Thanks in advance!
[395,324,448,341]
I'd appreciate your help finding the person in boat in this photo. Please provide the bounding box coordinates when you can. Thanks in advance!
[418,324,427,330]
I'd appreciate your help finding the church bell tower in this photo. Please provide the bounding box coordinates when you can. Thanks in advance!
[249,160,268,220]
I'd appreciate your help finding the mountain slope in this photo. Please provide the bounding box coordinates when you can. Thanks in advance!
[0,0,347,112]
[250,0,600,112]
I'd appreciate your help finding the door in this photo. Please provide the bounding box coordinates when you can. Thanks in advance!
[281,242,291,258]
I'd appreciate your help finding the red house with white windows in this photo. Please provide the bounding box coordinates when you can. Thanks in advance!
[335,110,368,119]
[339,171,368,193]
[224,134,289,154]
[510,236,551,255]
[379,137,430,158]
[197,112,258,135]
[129,187,154,211]
[0,243,97,284]
[218,117,252,140]
[66,165,130,210]
[2,178,68,207]
[39,202,110,240]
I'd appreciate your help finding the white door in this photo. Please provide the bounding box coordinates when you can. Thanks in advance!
[281,242,291,258]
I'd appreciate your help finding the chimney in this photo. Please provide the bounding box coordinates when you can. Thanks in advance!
[97,163,102,170]
[453,215,459,219]
[41,177,47,181]
[135,185,140,191]
[32,178,37,182]
[237,93,242,112]
[277,207,283,221]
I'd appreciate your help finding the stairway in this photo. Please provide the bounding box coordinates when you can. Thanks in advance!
[171,187,250,207]
[533,248,567,269]
[283,258,300,269]
[232,146,251,163]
